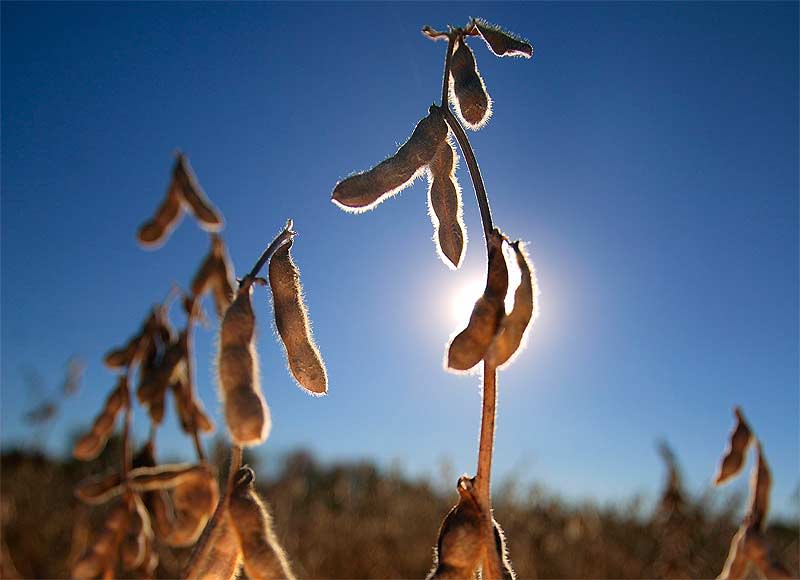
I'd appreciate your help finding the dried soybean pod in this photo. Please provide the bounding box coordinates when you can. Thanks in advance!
[174,154,223,231]
[427,137,466,269]
[485,241,537,368]
[447,230,509,371]
[72,499,129,579]
[427,477,482,580]
[473,19,533,58]
[128,464,208,492]
[218,286,271,446]
[748,442,771,530]
[137,183,184,248]
[332,106,448,212]
[192,234,235,318]
[715,407,753,485]
[492,520,516,580]
[120,495,152,571]
[75,471,123,505]
[104,338,140,369]
[192,511,242,580]
[73,377,129,461]
[719,527,750,580]
[229,467,295,580]
[449,37,491,130]
[269,239,328,395]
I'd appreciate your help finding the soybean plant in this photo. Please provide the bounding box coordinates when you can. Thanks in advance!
[70,153,327,580]
[330,18,537,580]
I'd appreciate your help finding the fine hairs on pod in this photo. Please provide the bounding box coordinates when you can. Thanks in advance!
[427,477,482,580]
[269,239,328,396]
[472,19,534,58]
[449,37,491,130]
[426,136,466,270]
[218,285,271,446]
[192,511,242,580]
[332,106,448,212]
[229,466,296,580]
[714,407,753,485]
[447,229,508,371]
[485,240,538,368]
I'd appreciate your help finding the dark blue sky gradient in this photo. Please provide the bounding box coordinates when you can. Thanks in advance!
[2,3,797,514]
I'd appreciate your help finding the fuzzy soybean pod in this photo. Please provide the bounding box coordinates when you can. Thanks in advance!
[174,154,223,231]
[229,467,296,580]
[191,234,235,318]
[427,477,482,580]
[447,230,509,371]
[218,286,271,446]
[120,495,153,571]
[192,510,242,580]
[715,407,753,485]
[72,499,130,579]
[427,137,466,270]
[75,472,123,505]
[332,106,448,212]
[449,38,492,130]
[73,376,129,461]
[473,19,534,58]
[485,241,537,368]
[492,520,516,580]
[137,182,184,248]
[269,240,328,395]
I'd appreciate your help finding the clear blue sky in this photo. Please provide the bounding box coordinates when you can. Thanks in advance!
[2,2,797,515]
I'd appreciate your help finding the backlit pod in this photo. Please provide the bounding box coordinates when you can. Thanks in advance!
[192,510,242,580]
[426,136,466,269]
[449,38,491,130]
[229,467,296,580]
[269,240,328,395]
[137,184,183,248]
[73,376,129,461]
[427,477,482,580]
[472,19,533,58]
[332,106,448,212]
[714,407,753,485]
[173,154,223,231]
[485,241,537,368]
[218,286,271,446]
[447,229,508,371]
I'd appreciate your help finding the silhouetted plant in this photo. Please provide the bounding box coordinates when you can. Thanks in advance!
[330,17,537,580]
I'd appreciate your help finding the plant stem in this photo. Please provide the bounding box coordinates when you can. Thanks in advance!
[121,368,133,479]
[476,361,500,579]
[243,219,295,285]
[184,323,206,463]
[442,107,494,248]
[440,32,454,108]
[182,445,243,579]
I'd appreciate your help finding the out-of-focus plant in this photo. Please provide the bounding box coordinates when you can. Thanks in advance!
[69,154,327,579]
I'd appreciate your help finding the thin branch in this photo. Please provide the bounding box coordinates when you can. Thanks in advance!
[184,322,206,463]
[243,219,295,286]
[121,367,134,479]
[441,107,494,248]
[441,32,455,107]
[181,445,243,579]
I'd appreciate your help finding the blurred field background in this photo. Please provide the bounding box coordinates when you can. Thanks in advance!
[2,439,797,579]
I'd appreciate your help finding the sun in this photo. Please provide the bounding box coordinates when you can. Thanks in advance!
[451,279,485,327]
